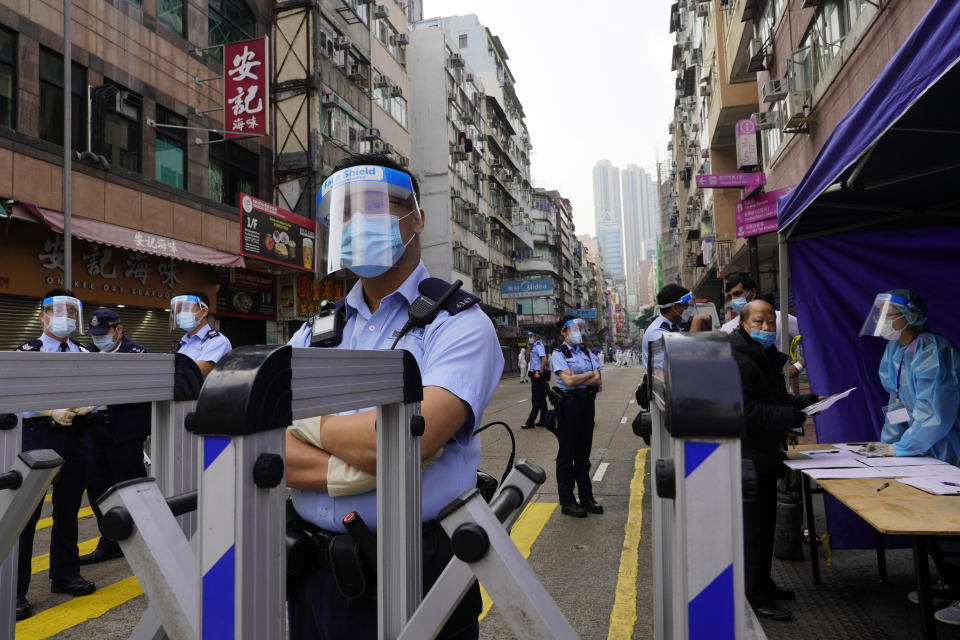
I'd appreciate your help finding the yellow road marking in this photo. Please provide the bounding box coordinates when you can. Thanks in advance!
[606,448,649,640]
[478,501,556,622]
[44,493,52,503]
[14,576,144,639]
[32,538,101,575]
[36,507,95,531]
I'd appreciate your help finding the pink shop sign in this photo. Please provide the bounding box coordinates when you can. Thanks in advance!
[695,172,766,190]
[735,185,795,227]
[737,217,780,238]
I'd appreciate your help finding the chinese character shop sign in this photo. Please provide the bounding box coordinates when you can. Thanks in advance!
[224,37,269,138]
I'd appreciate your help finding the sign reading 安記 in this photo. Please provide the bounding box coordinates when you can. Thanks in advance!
[224,37,269,138]
[500,279,554,299]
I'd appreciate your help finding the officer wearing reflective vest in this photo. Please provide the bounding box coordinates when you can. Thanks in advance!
[550,315,604,518]
[80,308,150,566]
[285,154,503,640]
[13,289,96,621]
[170,290,231,376]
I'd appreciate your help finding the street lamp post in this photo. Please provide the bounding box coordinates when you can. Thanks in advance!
[63,0,72,287]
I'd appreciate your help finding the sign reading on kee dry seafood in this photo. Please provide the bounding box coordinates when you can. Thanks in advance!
[239,193,315,272]
[224,37,269,138]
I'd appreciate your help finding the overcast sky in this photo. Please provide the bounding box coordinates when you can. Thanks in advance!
[421,0,675,236]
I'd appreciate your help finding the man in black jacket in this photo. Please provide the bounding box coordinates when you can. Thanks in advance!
[729,300,819,622]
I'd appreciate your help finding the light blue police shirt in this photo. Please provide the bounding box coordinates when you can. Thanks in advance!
[528,340,547,372]
[287,261,504,533]
[551,343,602,391]
[16,333,86,418]
[177,324,232,363]
[641,315,678,370]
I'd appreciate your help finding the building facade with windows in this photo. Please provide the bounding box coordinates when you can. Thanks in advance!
[0,0,276,351]
[661,0,934,319]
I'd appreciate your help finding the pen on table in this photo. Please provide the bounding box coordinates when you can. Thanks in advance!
[877,482,890,492]
[808,450,840,454]
[942,481,960,488]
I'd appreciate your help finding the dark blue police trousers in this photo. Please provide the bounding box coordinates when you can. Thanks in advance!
[18,417,89,596]
[555,394,596,506]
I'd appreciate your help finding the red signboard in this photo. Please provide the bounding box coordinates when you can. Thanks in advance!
[224,37,269,138]
[240,193,316,272]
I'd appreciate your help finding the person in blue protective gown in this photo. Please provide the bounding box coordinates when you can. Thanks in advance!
[860,289,960,465]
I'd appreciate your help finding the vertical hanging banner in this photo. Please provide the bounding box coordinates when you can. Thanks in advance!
[224,37,269,138]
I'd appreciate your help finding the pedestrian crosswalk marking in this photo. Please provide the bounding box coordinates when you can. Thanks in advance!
[606,448,649,640]
[36,507,95,532]
[32,538,101,575]
[478,502,556,622]
[14,576,143,639]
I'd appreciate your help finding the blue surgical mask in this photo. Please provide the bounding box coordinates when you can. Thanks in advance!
[749,328,777,349]
[177,312,200,332]
[340,211,415,278]
[48,316,76,338]
[93,334,118,351]
[568,330,583,345]
[731,297,748,314]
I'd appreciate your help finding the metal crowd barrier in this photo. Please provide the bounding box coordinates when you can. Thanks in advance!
[0,351,202,640]
[98,345,576,639]
[648,332,764,640]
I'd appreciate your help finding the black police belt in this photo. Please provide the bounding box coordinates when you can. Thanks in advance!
[287,508,446,600]
[555,387,597,400]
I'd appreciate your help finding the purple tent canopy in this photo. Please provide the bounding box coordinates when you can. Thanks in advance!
[775,0,960,547]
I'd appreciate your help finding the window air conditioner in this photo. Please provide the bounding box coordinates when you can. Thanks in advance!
[361,128,381,141]
[321,93,340,105]
[371,141,386,153]
[395,34,409,46]
[389,86,403,98]
[374,76,391,89]
[449,53,465,68]
[761,78,790,103]
[334,36,351,50]
[374,5,389,19]
[751,111,776,130]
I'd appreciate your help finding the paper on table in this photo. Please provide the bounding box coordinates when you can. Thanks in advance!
[783,458,868,471]
[803,387,857,415]
[897,477,960,495]
[861,456,950,468]
[884,465,960,478]
[804,467,904,479]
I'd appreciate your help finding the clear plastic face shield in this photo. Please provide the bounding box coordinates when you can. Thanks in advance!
[319,165,422,278]
[563,318,584,345]
[659,291,693,317]
[42,296,83,338]
[170,295,208,332]
[859,293,912,338]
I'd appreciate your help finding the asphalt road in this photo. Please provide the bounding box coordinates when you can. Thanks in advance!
[14,365,652,639]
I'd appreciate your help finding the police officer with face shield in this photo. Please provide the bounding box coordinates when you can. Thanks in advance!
[641,284,710,371]
[13,289,96,620]
[285,154,503,640]
[80,308,150,565]
[550,316,604,518]
[170,290,231,376]
[859,290,960,464]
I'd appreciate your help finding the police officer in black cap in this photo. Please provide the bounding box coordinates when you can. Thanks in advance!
[80,308,150,565]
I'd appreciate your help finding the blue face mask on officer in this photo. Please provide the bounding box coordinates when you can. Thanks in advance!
[339,210,417,278]
[92,332,119,352]
[170,295,207,333]
[42,295,82,339]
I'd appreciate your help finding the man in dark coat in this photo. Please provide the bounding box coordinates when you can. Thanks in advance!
[81,308,151,564]
[729,300,819,622]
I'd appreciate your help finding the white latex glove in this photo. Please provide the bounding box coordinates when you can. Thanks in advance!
[51,408,77,426]
[72,406,95,416]
[865,442,896,457]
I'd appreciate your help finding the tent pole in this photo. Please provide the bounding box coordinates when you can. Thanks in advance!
[778,232,791,387]
[748,236,760,288]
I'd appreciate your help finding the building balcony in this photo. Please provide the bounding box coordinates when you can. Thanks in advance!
[518,258,557,274]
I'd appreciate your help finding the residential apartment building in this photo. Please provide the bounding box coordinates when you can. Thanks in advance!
[592,159,625,285]
[662,0,931,317]
[0,0,277,350]
[621,164,659,310]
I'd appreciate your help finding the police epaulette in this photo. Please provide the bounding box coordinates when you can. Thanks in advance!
[559,344,573,358]
[417,277,480,316]
[14,340,43,352]
[200,330,221,343]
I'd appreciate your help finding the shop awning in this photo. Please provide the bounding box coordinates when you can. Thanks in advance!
[777,0,960,238]
[16,202,245,268]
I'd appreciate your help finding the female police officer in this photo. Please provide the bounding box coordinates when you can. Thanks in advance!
[551,315,604,517]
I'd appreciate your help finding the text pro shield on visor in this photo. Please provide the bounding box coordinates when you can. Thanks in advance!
[319,165,421,278]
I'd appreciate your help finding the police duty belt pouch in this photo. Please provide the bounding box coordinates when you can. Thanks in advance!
[329,534,368,600]
[636,373,650,410]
